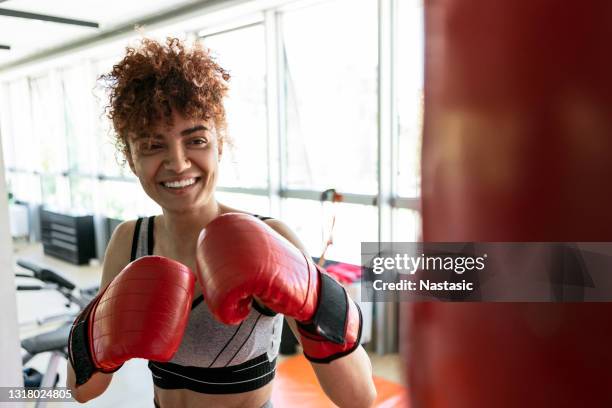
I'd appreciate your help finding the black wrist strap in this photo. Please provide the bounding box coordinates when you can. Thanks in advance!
[69,297,98,386]
[298,271,348,344]
[301,304,363,364]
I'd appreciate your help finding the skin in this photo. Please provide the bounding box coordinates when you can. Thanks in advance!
[66,111,377,407]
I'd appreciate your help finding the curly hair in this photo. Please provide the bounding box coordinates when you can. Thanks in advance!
[100,37,230,161]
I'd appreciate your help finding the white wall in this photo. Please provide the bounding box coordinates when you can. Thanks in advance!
[0,129,23,390]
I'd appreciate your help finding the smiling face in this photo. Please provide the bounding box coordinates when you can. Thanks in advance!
[127,110,222,214]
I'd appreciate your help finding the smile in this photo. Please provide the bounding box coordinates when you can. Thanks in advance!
[160,177,200,189]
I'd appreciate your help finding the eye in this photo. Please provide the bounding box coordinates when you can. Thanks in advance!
[139,141,164,154]
[189,137,208,146]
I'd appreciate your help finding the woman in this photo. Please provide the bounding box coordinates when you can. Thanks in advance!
[66,38,376,408]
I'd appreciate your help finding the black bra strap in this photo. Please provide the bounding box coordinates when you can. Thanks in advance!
[147,216,155,255]
[130,218,144,262]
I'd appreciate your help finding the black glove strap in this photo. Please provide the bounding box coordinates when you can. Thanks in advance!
[298,271,348,344]
[301,304,364,364]
[69,297,98,386]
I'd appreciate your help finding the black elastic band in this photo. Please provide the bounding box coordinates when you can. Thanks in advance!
[149,353,276,394]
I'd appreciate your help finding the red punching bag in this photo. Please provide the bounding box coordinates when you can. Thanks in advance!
[407,0,612,407]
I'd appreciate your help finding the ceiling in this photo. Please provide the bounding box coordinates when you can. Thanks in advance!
[0,0,215,70]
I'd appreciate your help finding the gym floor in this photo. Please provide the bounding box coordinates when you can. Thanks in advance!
[13,241,402,407]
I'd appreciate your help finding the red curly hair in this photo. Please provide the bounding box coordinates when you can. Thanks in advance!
[100,37,230,160]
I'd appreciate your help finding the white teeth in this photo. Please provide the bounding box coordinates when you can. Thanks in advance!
[163,178,197,188]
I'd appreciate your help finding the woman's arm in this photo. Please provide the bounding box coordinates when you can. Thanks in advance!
[66,220,135,403]
[285,318,376,408]
[66,370,113,404]
[265,219,377,408]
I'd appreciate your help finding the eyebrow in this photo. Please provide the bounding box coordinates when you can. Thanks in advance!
[134,125,209,141]
[180,125,208,136]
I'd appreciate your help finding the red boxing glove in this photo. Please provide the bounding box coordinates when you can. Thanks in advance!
[196,213,362,363]
[69,256,195,385]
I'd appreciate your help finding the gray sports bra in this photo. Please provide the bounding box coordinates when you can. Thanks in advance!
[130,215,284,394]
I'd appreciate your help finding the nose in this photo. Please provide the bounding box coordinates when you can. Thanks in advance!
[163,144,191,173]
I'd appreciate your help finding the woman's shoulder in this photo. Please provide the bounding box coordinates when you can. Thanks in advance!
[261,219,306,252]
[217,204,301,242]
[218,204,273,221]
[109,219,139,247]
[100,219,140,288]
